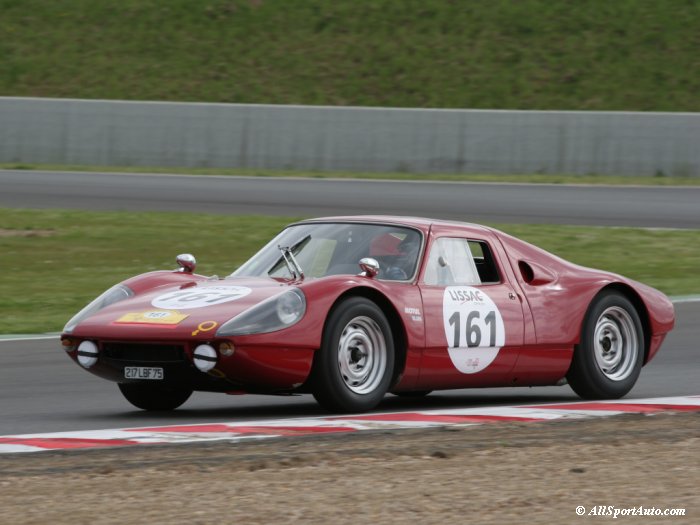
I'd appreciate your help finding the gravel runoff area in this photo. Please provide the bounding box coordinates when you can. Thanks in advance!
[0,412,696,525]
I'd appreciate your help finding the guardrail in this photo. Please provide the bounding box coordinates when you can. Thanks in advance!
[1,97,699,176]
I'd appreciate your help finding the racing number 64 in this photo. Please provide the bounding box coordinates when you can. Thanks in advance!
[448,311,496,348]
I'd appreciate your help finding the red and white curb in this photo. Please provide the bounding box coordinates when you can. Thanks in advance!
[1,396,698,454]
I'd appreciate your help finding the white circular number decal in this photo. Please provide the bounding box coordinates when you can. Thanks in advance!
[443,286,505,374]
[152,286,252,310]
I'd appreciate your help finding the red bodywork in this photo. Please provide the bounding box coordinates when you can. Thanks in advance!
[62,216,675,394]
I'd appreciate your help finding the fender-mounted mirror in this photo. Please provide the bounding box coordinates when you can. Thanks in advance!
[176,253,197,273]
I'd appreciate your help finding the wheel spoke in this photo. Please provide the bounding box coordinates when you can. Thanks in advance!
[336,316,387,395]
[593,306,639,381]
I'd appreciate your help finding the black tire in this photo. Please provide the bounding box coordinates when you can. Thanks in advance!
[567,291,644,399]
[311,297,395,412]
[393,391,432,398]
[118,383,193,411]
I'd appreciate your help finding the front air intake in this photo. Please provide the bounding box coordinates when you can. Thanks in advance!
[102,343,186,363]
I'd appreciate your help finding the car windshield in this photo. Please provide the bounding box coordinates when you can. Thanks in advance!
[233,222,422,281]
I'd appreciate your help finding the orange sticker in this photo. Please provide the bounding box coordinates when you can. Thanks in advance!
[192,321,218,336]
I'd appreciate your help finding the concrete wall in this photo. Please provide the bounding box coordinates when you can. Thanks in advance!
[1,96,699,176]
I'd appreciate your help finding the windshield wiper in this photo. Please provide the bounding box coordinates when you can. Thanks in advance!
[277,245,304,280]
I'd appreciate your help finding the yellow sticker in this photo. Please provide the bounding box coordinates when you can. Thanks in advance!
[116,310,189,325]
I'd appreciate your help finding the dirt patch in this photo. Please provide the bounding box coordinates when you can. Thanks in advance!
[0,228,55,238]
[0,412,697,524]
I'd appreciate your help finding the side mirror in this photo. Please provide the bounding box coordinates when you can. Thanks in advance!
[358,257,380,278]
[176,253,197,273]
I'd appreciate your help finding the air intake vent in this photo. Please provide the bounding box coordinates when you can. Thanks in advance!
[102,343,186,363]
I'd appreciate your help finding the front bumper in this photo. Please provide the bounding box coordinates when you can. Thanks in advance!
[63,337,316,393]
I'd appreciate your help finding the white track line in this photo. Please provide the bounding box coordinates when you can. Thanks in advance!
[1,396,698,455]
[0,335,59,343]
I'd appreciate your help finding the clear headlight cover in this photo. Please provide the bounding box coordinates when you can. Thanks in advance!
[63,283,134,333]
[216,288,306,336]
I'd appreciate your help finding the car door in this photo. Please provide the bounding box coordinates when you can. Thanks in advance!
[415,227,525,389]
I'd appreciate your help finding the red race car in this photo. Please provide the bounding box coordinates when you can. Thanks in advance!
[61,216,675,412]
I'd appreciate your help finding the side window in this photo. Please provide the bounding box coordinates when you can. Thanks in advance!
[424,238,501,286]
[424,238,480,286]
[468,240,501,284]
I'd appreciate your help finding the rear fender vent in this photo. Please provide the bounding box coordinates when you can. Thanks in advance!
[519,261,534,284]
[518,260,556,286]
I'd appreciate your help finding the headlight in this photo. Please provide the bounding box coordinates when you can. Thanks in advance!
[63,283,134,333]
[216,289,306,336]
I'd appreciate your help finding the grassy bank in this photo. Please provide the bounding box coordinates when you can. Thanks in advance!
[3,164,699,187]
[2,1,700,110]
[1,208,698,334]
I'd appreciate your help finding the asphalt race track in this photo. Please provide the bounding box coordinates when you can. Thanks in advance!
[1,300,697,436]
[1,169,700,228]
[1,170,698,436]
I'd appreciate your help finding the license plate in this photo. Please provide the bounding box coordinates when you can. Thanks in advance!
[124,367,164,380]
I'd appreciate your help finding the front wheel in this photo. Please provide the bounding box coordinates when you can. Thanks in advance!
[311,297,395,412]
[567,291,644,399]
[118,383,193,411]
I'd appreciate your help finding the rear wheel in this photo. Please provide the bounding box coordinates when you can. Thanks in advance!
[311,297,395,412]
[118,383,193,411]
[567,291,644,399]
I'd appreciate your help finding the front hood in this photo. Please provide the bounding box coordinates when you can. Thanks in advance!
[72,277,292,339]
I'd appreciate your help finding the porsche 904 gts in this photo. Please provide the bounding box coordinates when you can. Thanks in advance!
[61,216,674,412]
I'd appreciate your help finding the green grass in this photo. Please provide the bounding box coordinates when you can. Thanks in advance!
[2,208,698,334]
[2,164,699,186]
[2,0,700,110]
[0,210,299,334]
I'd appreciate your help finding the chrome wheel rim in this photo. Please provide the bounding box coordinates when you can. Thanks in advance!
[337,316,387,394]
[593,306,639,381]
